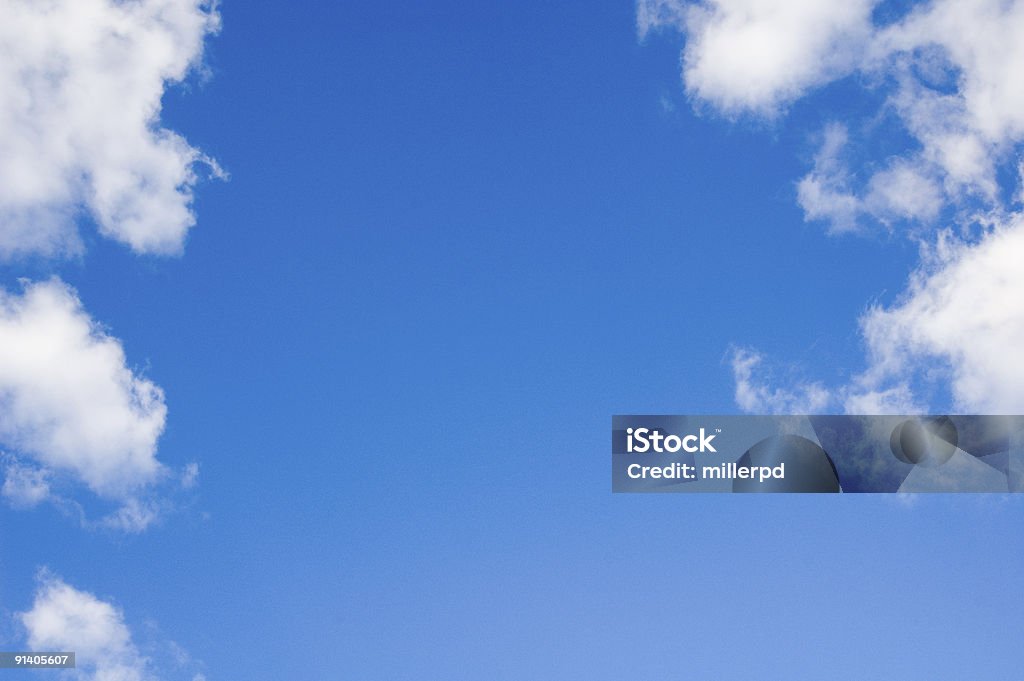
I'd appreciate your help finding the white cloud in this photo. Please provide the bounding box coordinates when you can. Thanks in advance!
[796,123,861,233]
[21,574,150,681]
[639,0,877,116]
[180,462,199,490]
[730,221,1024,416]
[807,1,1024,231]
[642,0,1024,141]
[0,279,168,523]
[1,456,51,508]
[864,161,943,224]
[841,385,921,415]
[645,1,1024,230]
[863,1,1024,222]
[883,79,998,203]
[19,572,205,681]
[731,348,831,414]
[856,220,1024,413]
[0,1,219,528]
[637,0,688,38]
[643,1,1024,414]
[0,0,222,258]
[797,128,949,234]
[879,0,1024,146]
[101,498,163,534]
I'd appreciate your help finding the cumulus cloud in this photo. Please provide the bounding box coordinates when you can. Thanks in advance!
[731,216,1024,417]
[21,574,152,681]
[638,0,877,116]
[805,0,1024,232]
[0,1,220,527]
[879,0,1024,147]
[0,0,222,258]
[20,572,204,681]
[797,126,945,234]
[863,161,943,225]
[643,0,1024,231]
[729,222,1024,416]
[643,1,1024,414]
[856,221,1024,413]
[0,279,168,527]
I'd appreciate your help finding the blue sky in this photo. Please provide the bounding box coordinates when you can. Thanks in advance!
[0,1,1023,679]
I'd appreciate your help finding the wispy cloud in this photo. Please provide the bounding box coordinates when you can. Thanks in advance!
[730,348,831,414]
[795,123,862,234]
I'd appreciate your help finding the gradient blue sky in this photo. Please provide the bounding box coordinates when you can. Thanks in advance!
[1,1,1022,679]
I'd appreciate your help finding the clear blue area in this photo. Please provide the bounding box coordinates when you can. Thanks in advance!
[1,2,1021,679]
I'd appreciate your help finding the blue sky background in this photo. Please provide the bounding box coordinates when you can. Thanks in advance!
[1,1,1022,679]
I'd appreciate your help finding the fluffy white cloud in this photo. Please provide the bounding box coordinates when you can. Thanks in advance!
[22,575,147,681]
[644,1,1024,413]
[638,0,877,115]
[0,279,167,512]
[879,0,1024,146]
[20,573,188,681]
[806,1,1024,231]
[0,1,219,527]
[21,574,211,680]
[797,126,945,234]
[857,221,1024,413]
[730,221,1024,415]
[644,1,1024,230]
[863,161,943,224]
[0,0,222,258]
